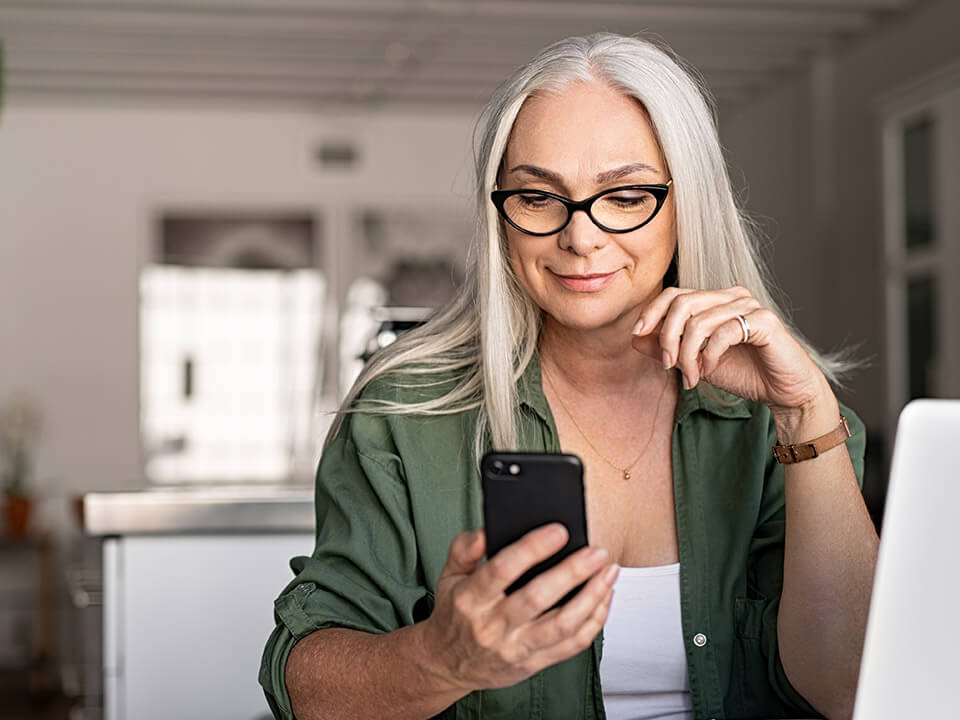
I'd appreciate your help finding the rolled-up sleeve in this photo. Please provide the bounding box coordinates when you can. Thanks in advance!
[743,402,866,715]
[259,405,431,719]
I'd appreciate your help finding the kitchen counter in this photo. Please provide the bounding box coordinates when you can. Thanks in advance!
[82,485,314,535]
[88,488,316,720]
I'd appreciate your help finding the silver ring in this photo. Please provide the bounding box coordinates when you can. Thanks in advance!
[736,314,750,344]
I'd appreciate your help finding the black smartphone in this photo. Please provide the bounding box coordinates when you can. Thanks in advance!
[481,451,589,605]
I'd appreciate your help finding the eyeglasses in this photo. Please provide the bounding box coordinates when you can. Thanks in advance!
[490,180,672,236]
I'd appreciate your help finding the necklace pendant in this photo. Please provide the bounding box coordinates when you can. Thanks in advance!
[623,470,631,480]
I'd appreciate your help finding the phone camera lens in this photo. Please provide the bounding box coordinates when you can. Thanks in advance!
[508,464,521,475]
[492,460,504,473]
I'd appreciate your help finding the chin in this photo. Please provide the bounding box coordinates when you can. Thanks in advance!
[541,297,631,332]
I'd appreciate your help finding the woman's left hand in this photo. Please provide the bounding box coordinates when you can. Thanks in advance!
[630,286,831,415]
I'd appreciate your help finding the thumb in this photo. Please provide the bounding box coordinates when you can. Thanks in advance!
[440,529,486,579]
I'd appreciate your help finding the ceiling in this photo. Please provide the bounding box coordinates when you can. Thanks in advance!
[0,0,923,113]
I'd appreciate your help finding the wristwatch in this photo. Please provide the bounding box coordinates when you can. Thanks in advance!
[772,416,851,464]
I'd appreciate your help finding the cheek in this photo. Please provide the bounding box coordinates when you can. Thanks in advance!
[624,228,674,265]
[506,233,540,286]
[635,206,677,269]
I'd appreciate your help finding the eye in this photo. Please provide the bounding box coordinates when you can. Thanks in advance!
[605,191,652,208]
[515,192,553,208]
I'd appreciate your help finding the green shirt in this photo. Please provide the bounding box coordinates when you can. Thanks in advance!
[259,357,866,720]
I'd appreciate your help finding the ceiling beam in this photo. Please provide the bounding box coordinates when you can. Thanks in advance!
[0,3,873,35]
[0,25,846,73]
[0,0,911,12]
[6,45,786,82]
[0,0,920,112]
[3,34,805,72]
[6,64,766,102]
[3,70,749,108]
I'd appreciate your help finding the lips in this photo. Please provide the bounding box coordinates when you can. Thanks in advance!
[550,269,620,292]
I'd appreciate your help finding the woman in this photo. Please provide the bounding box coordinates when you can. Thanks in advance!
[260,33,879,720]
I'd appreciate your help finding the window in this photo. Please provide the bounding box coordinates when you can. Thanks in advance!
[881,68,960,438]
[140,215,324,484]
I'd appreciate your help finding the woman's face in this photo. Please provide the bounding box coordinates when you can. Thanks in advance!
[500,80,676,332]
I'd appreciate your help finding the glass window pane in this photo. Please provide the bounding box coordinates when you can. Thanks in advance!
[140,214,324,484]
[903,117,935,250]
[906,275,938,400]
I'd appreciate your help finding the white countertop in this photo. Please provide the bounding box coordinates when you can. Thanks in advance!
[82,484,314,535]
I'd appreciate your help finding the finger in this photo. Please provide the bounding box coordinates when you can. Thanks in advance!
[439,529,487,581]
[631,287,690,337]
[633,285,751,337]
[700,307,777,377]
[498,545,610,626]
[676,296,761,387]
[657,287,752,370]
[473,523,569,602]
[524,560,619,649]
[524,567,617,664]
[524,586,614,674]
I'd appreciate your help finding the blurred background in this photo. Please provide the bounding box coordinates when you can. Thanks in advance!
[0,1,957,718]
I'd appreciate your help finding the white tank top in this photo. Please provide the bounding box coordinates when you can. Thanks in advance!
[599,563,695,720]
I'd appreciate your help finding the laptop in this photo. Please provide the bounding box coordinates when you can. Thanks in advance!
[852,399,960,719]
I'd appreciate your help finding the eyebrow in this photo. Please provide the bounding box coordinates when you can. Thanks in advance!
[507,162,662,188]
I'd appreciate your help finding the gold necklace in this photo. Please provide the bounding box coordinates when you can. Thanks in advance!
[542,365,671,480]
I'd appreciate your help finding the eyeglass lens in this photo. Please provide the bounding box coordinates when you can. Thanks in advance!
[502,187,659,234]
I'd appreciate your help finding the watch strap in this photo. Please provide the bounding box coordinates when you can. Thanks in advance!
[772,415,851,464]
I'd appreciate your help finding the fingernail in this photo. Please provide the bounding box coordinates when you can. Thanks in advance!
[662,350,672,369]
[590,547,609,564]
[604,564,620,583]
[682,373,690,389]
[632,318,644,335]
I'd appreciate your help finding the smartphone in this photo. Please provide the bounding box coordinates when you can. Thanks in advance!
[481,451,589,605]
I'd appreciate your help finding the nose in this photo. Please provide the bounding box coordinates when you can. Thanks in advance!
[557,209,609,256]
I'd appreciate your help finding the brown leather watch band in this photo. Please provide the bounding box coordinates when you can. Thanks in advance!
[772,415,851,464]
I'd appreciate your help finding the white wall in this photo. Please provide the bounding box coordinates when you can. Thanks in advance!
[0,101,477,514]
[7,0,959,516]
[720,0,960,457]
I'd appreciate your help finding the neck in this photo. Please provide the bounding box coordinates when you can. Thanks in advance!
[538,310,666,398]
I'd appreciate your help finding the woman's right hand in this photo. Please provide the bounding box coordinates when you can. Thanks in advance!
[420,524,619,693]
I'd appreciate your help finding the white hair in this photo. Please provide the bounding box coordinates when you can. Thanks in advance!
[326,32,854,456]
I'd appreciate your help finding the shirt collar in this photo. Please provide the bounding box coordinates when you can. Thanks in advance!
[519,351,752,425]
[673,379,753,423]
[517,351,553,423]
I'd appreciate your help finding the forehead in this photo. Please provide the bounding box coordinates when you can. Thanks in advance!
[504,80,665,175]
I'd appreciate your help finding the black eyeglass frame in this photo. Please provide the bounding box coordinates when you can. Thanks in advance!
[490,180,673,237]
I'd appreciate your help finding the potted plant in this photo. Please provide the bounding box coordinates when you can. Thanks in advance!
[0,394,43,539]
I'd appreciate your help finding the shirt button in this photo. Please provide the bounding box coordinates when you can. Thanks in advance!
[693,633,707,647]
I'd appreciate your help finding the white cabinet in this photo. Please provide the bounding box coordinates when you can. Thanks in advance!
[103,533,312,720]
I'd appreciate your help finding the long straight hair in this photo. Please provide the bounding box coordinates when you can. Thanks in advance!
[326,32,853,457]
